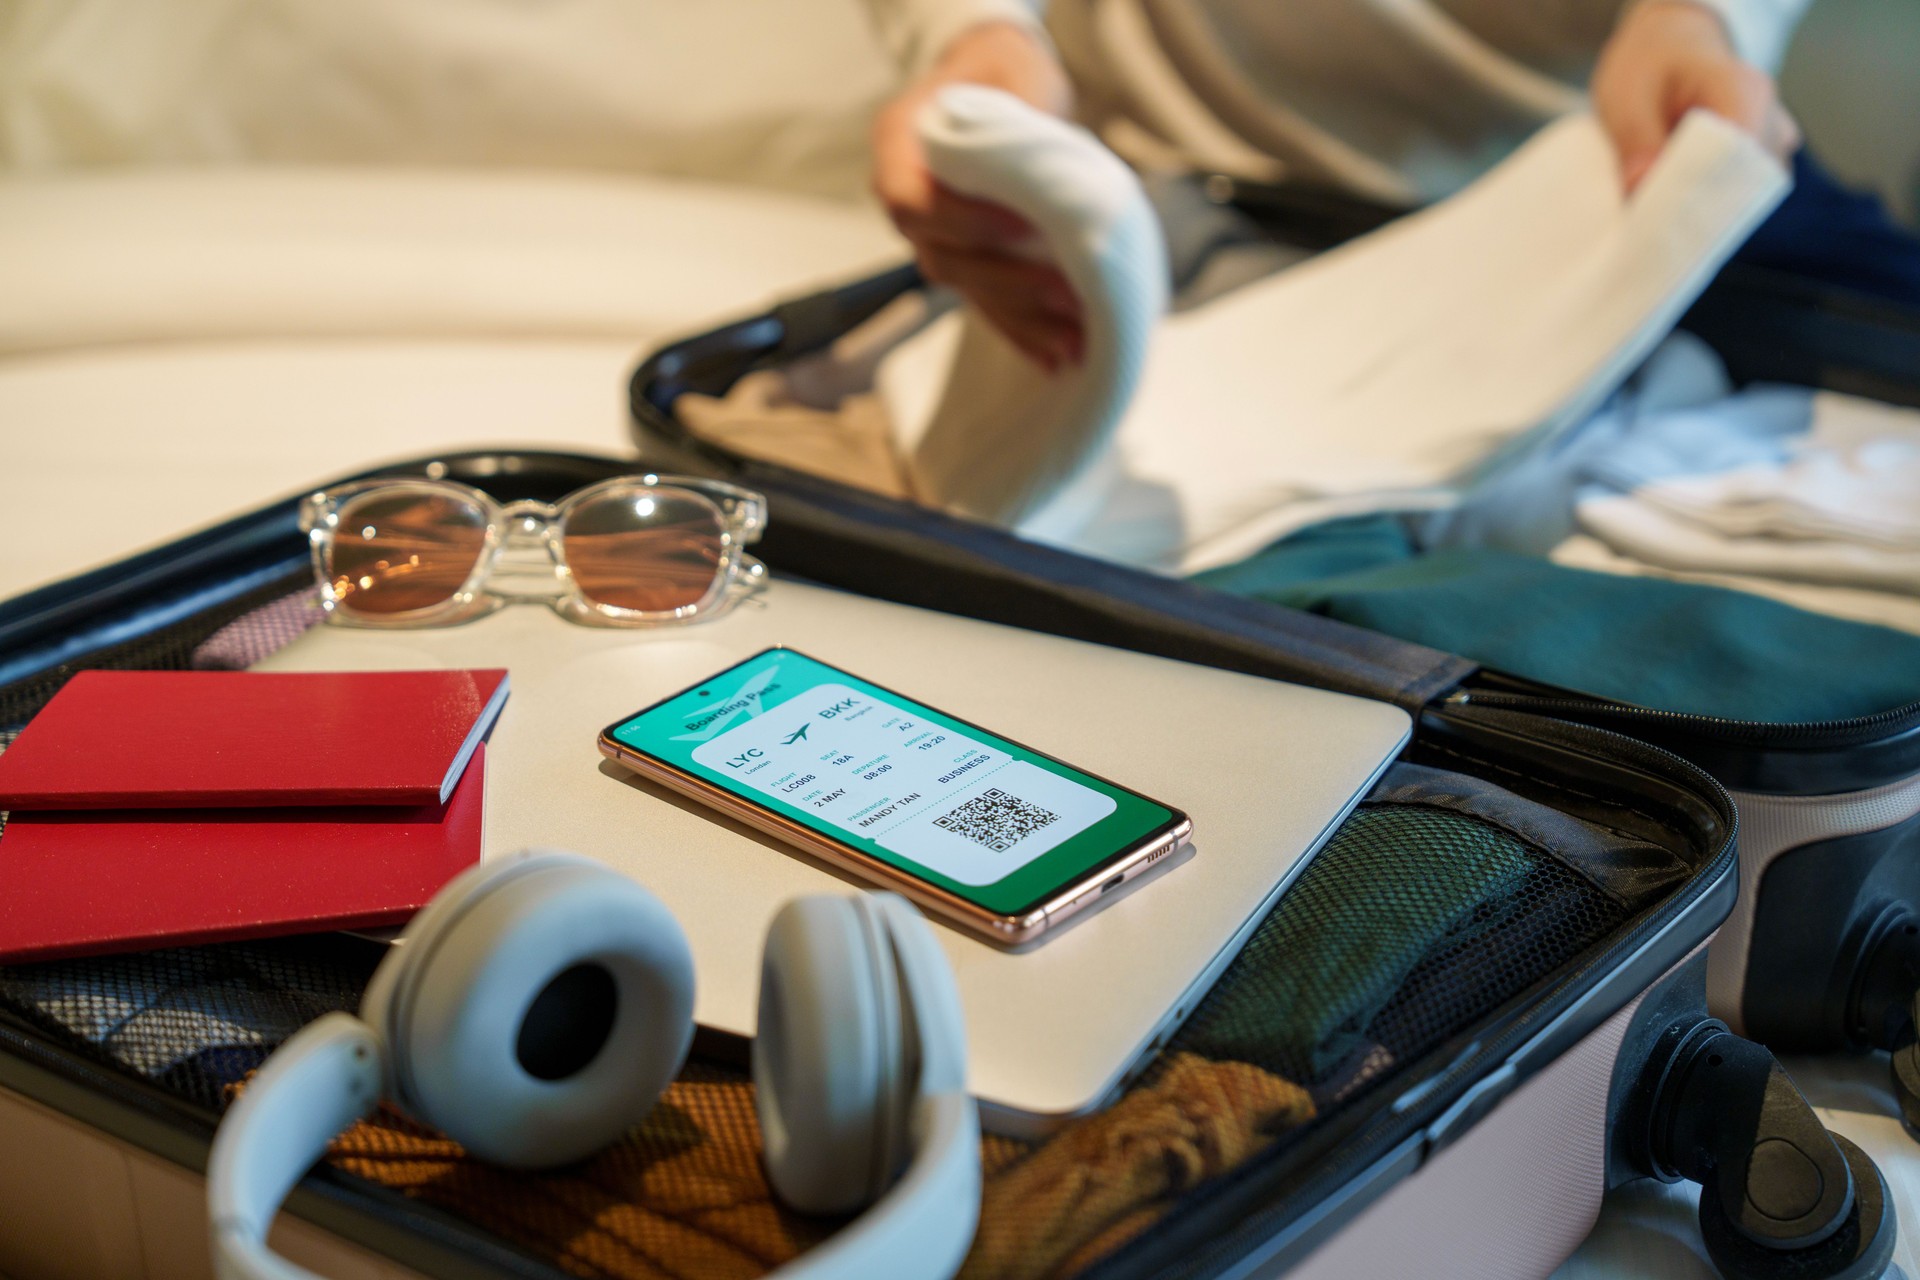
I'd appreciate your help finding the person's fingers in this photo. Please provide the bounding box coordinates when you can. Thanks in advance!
[1592,1,1793,192]
[972,299,1084,373]
[1597,56,1789,191]
[894,183,1035,252]
[872,95,1034,254]
[1591,19,1677,194]
[1686,59,1776,137]
[919,246,1085,370]
[867,18,1084,371]
[1594,71,1671,194]
[871,94,936,221]
[919,247,1081,318]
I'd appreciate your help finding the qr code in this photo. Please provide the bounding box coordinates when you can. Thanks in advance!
[933,788,1060,852]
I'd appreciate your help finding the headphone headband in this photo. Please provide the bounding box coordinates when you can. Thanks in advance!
[209,1013,381,1280]
[760,895,978,1278]
[208,878,979,1280]
[773,1091,981,1280]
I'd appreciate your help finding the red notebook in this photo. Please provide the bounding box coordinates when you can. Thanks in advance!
[0,745,486,963]
[0,668,508,809]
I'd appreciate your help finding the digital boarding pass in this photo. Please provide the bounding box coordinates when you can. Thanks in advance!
[688,680,1116,886]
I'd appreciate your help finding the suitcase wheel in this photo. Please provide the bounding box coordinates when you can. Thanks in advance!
[1697,1133,1895,1280]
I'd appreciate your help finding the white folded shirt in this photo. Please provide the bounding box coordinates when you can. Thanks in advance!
[904,86,1166,540]
[1575,493,1920,595]
[1621,398,1920,550]
[1573,389,1920,593]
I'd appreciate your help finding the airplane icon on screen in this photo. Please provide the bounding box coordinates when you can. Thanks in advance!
[782,725,811,745]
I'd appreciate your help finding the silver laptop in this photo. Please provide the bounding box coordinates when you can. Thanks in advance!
[261,577,1410,1137]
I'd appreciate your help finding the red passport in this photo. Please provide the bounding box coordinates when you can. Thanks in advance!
[0,668,508,809]
[0,745,486,963]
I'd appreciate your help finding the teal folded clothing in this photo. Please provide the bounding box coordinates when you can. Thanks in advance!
[1194,517,1920,724]
[1175,805,1539,1082]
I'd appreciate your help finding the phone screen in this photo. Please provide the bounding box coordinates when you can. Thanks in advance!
[605,648,1183,917]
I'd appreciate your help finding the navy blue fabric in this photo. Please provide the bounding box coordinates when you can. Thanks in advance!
[1733,151,1920,308]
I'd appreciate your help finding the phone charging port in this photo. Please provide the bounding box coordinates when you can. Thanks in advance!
[1101,873,1126,895]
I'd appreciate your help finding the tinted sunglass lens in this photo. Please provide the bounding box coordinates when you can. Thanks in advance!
[327,492,488,614]
[563,489,726,613]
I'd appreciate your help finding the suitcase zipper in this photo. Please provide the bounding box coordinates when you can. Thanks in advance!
[1442,685,1920,795]
[1444,687,1920,747]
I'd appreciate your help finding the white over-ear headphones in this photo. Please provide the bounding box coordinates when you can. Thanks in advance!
[207,851,980,1280]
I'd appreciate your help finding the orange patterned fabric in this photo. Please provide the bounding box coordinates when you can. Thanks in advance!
[958,1054,1315,1280]
[313,1053,1312,1280]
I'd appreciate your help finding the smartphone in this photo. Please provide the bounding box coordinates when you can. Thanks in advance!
[597,647,1192,947]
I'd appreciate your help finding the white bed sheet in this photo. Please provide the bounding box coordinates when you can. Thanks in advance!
[0,0,894,201]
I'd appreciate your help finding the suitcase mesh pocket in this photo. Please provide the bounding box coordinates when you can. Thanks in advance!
[0,572,310,736]
[1175,803,1628,1094]
[0,934,376,1111]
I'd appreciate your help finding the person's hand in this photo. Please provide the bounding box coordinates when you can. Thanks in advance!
[872,21,1084,371]
[1591,0,1800,192]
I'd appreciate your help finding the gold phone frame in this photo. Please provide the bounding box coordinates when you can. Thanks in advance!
[595,652,1193,948]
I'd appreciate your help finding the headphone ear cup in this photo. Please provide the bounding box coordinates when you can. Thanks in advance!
[869,893,967,1098]
[755,895,905,1215]
[359,854,555,1059]
[366,852,695,1168]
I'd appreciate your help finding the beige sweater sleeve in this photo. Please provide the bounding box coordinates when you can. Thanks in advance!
[859,0,1049,79]
[1682,0,1812,71]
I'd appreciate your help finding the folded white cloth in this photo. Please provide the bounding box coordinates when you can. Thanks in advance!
[883,109,1789,571]
[1575,493,1920,594]
[1119,110,1788,572]
[1616,402,1920,550]
[1568,342,1920,592]
[1412,331,1743,554]
[902,85,1168,540]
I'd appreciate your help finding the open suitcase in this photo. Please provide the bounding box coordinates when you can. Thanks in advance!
[623,177,1920,1140]
[0,436,1897,1280]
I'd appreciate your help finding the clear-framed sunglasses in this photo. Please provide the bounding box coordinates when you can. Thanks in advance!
[300,474,767,628]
